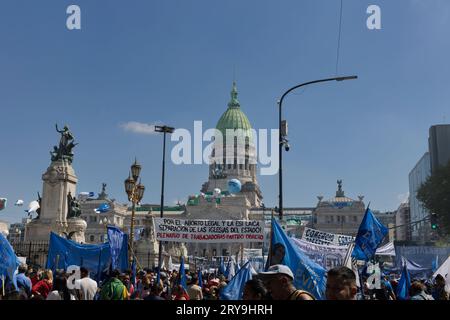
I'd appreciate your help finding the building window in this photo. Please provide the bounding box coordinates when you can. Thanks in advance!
[353,216,357,222]
[89,235,95,242]
[89,216,97,223]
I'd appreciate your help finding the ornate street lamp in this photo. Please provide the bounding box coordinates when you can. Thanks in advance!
[124,159,145,267]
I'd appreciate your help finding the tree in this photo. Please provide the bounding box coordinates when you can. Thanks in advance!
[417,160,450,237]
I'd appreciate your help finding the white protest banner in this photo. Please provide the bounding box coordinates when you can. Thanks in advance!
[153,218,264,243]
[291,237,348,270]
[302,227,355,247]
[243,248,262,259]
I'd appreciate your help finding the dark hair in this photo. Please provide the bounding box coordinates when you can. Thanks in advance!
[18,265,27,274]
[111,269,121,278]
[273,243,285,252]
[53,276,71,301]
[410,281,425,296]
[435,274,445,282]
[80,267,89,275]
[244,279,268,298]
[327,266,356,285]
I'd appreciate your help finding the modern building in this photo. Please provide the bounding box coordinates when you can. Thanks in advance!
[312,180,366,236]
[408,124,450,242]
[395,201,411,241]
[408,152,431,241]
[429,124,450,172]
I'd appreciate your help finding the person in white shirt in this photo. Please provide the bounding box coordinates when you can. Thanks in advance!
[75,267,98,300]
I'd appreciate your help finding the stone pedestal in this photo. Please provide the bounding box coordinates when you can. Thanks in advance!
[25,159,85,243]
[66,218,87,243]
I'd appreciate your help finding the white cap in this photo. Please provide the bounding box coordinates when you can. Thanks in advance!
[258,264,294,280]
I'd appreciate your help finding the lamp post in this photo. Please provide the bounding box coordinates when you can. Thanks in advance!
[278,75,357,221]
[154,125,175,278]
[124,159,145,267]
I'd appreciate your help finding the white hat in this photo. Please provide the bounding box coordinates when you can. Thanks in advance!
[258,264,294,280]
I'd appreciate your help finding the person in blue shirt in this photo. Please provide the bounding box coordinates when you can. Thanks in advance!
[14,264,32,299]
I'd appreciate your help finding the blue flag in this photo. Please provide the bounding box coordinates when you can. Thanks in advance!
[198,269,203,288]
[270,218,327,300]
[352,208,388,261]
[107,226,128,270]
[46,232,128,283]
[219,257,225,275]
[0,233,19,290]
[220,261,253,300]
[396,259,411,300]
[94,203,110,214]
[432,255,439,272]
[179,256,187,290]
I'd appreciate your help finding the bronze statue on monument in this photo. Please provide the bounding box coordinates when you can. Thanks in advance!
[67,191,81,219]
[51,124,78,163]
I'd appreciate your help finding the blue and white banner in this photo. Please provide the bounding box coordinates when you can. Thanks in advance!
[302,227,355,247]
[107,226,128,270]
[291,237,348,270]
[270,218,327,300]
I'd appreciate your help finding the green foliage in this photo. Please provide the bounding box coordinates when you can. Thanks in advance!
[417,160,450,236]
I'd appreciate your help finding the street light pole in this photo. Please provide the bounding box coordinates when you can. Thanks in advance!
[124,159,145,268]
[278,76,357,221]
[155,125,175,277]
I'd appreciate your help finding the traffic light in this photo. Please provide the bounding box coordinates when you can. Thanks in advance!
[430,213,439,230]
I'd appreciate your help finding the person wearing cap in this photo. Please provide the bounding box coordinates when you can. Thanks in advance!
[258,265,315,300]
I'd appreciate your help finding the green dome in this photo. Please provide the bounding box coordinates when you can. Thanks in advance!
[216,82,253,140]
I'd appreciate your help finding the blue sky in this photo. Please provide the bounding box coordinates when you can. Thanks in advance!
[1,0,449,224]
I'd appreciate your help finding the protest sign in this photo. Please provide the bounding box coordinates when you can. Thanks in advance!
[291,237,348,270]
[302,227,355,246]
[153,218,264,243]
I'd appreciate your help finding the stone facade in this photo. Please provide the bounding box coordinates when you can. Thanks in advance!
[184,82,265,257]
[312,180,366,237]
[25,159,86,242]
[395,202,411,241]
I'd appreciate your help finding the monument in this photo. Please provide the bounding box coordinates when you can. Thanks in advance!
[25,124,87,243]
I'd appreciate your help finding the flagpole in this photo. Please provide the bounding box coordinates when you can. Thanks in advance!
[266,209,274,269]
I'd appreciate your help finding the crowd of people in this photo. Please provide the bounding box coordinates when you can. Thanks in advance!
[1,262,448,300]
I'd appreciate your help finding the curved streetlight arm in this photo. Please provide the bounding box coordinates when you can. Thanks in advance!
[278,75,357,221]
[279,76,358,108]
